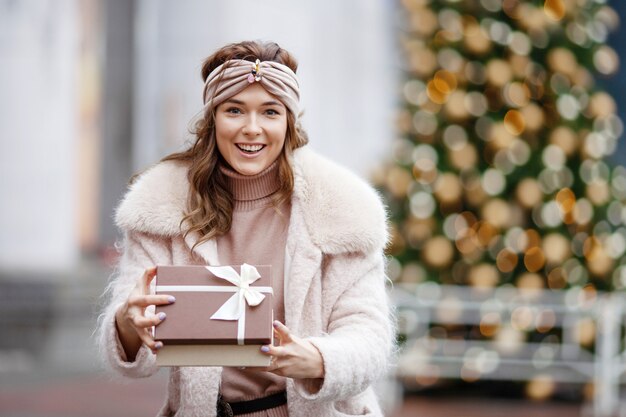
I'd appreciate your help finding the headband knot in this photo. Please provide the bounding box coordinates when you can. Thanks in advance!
[203,59,300,118]
[248,59,262,83]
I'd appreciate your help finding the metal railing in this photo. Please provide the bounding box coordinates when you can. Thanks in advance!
[392,283,626,417]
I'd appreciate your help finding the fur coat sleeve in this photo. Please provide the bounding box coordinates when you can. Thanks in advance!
[97,231,172,378]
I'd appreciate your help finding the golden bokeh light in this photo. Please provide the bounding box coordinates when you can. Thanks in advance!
[549,126,578,156]
[468,263,500,288]
[408,7,439,37]
[535,309,556,333]
[524,247,546,272]
[488,123,516,150]
[547,266,567,289]
[386,224,406,256]
[463,22,492,55]
[480,312,501,337]
[593,45,620,76]
[400,0,430,11]
[455,228,483,258]
[547,48,578,77]
[407,45,438,77]
[422,236,455,269]
[449,143,478,170]
[405,217,435,247]
[586,180,611,206]
[412,159,439,185]
[516,272,545,290]
[482,199,512,229]
[434,172,463,204]
[511,306,535,331]
[516,178,544,209]
[496,248,518,273]
[504,109,526,135]
[575,318,596,347]
[503,82,531,107]
[445,91,470,120]
[519,103,545,132]
[542,233,571,264]
[477,221,499,246]
[486,59,513,87]
[543,0,565,21]
[525,229,542,249]
[426,80,448,104]
[385,166,412,198]
[526,375,556,401]
[555,188,576,213]
[588,92,617,118]
[433,70,458,95]
[464,175,489,207]
[399,262,426,283]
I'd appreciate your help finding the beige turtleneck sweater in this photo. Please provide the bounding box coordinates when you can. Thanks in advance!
[218,160,290,403]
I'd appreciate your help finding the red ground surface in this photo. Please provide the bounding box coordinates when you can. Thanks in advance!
[0,373,583,417]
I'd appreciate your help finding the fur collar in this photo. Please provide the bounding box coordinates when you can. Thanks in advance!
[114,147,388,254]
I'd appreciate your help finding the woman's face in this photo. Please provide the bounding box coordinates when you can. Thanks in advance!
[215,83,288,176]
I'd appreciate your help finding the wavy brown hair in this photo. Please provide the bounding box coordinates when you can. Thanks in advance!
[161,41,308,252]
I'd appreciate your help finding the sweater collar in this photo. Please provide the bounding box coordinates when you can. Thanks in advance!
[219,160,280,210]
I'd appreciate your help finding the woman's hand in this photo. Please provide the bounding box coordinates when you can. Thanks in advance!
[114,267,175,360]
[260,321,325,379]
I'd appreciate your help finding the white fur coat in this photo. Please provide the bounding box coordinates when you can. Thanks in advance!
[98,147,393,417]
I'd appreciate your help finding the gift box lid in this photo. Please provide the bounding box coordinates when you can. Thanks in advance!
[154,265,273,345]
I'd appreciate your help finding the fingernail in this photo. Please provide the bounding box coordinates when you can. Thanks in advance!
[158,312,166,321]
[273,321,280,328]
[155,341,163,350]
[168,296,176,303]
[261,346,270,353]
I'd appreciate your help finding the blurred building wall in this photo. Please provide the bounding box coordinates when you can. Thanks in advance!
[130,0,397,175]
[0,0,397,271]
[0,0,80,271]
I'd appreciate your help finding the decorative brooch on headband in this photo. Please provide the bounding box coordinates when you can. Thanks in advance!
[248,59,262,83]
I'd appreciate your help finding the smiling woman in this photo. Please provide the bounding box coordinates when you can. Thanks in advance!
[97,40,393,417]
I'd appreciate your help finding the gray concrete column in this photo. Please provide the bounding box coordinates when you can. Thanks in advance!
[99,0,135,246]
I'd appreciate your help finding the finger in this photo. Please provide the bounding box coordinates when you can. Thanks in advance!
[131,311,168,329]
[136,327,159,351]
[272,320,293,344]
[142,267,158,291]
[260,344,286,357]
[244,366,270,372]
[128,294,175,308]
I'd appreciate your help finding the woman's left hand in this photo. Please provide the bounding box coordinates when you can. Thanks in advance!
[260,320,325,379]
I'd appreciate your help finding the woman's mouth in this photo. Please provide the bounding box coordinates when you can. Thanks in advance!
[236,143,266,154]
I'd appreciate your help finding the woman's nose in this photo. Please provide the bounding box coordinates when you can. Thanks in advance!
[242,114,262,136]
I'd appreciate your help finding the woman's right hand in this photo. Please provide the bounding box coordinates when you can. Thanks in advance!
[114,267,175,360]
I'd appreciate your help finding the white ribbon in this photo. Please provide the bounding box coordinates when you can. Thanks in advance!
[207,263,271,345]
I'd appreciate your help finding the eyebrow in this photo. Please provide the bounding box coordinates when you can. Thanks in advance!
[224,99,285,107]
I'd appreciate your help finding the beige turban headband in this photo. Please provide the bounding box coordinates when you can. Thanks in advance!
[203,59,300,118]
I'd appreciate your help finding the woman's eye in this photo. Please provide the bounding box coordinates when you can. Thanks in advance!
[265,109,280,116]
[226,107,241,114]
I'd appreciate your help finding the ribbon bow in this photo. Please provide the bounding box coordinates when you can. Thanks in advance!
[208,263,266,320]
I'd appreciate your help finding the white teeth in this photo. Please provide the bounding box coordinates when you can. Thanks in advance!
[237,144,264,152]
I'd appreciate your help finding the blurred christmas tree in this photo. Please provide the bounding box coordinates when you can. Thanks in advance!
[378,0,623,293]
